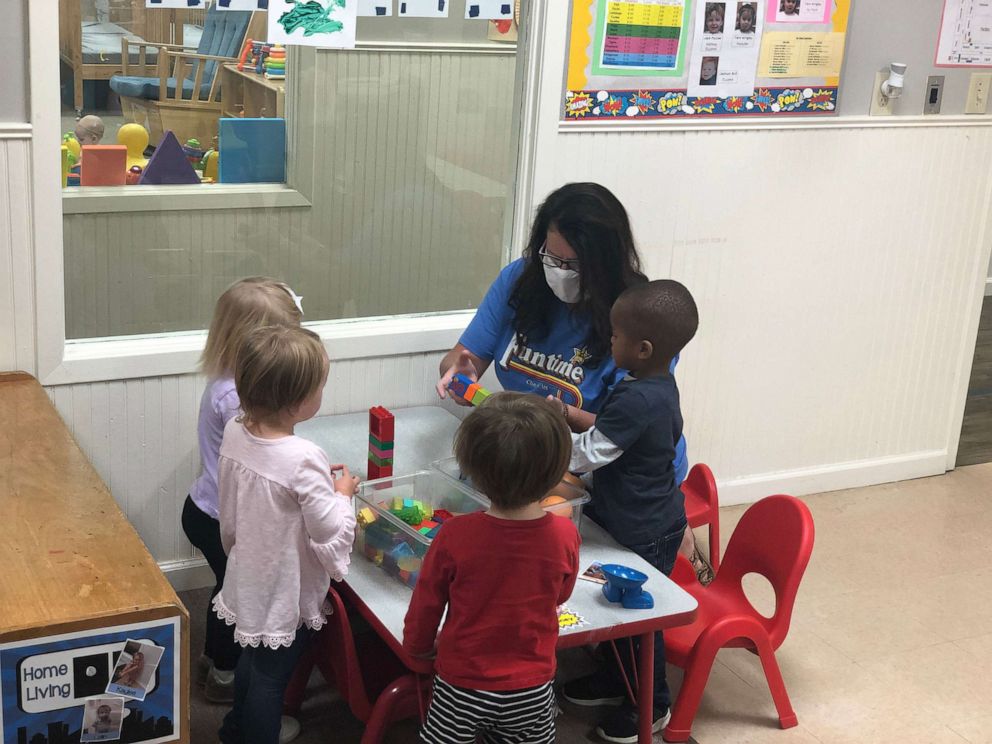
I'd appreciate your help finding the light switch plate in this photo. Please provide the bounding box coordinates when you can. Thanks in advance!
[924,75,944,114]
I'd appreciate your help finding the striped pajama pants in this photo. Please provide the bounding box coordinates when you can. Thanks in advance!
[419,676,557,744]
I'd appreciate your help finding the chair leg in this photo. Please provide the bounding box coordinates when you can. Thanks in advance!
[662,647,718,743]
[283,647,316,717]
[707,516,720,572]
[756,642,797,729]
[360,673,428,744]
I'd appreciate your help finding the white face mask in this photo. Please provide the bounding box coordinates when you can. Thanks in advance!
[544,263,582,303]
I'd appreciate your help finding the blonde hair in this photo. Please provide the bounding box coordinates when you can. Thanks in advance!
[201,277,303,378]
[235,325,327,422]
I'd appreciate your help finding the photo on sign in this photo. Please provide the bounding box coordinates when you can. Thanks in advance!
[105,640,164,701]
[80,697,125,742]
[699,56,719,85]
[735,2,757,33]
[704,2,726,34]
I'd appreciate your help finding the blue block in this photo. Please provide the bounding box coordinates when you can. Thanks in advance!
[390,542,416,559]
[218,118,286,184]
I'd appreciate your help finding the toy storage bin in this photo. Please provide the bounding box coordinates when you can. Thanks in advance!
[429,456,591,531]
[354,470,488,589]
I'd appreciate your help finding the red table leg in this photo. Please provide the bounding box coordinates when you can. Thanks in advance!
[638,632,655,744]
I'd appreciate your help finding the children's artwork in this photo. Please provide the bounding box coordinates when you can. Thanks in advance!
[359,0,393,15]
[219,118,287,183]
[79,698,124,743]
[145,0,206,7]
[465,1,513,19]
[557,605,587,632]
[592,0,691,77]
[269,0,358,48]
[217,0,270,9]
[757,30,844,77]
[766,0,828,23]
[936,0,992,67]
[397,0,449,18]
[563,0,848,120]
[687,0,764,97]
[139,131,201,185]
[579,561,608,584]
[105,640,165,701]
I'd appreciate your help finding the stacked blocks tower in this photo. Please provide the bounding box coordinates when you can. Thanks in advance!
[368,406,395,479]
[265,44,286,80]
[447,373,492,406]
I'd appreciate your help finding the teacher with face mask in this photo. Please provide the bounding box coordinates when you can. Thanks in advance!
[436,181,689,482]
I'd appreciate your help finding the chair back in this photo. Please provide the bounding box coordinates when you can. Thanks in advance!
[323,585,374,721]
[682,463,718,511]
[193,5,252,81]
[714,495,814,649]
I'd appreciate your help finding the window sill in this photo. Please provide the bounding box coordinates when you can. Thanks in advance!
[41,311,474,385]
[61,183,311,215]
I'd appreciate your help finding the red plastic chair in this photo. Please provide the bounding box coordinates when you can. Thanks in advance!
[682,463,721,571]
[283,585,432,744]
[662,494,814,743]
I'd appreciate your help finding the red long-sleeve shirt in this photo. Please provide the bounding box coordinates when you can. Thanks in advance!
[402,512,581,691]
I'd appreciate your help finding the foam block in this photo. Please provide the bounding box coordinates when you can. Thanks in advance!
[80,145,127,186]
[139,131,200,185]
[218,118,286,184]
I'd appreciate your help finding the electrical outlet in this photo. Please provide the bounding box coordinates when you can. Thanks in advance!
[925,75,944,114]
[870,71,894,116]
[966,72,992,114]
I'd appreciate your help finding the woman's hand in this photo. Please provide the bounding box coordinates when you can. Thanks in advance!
[437,349,479,406]
[331,465,361,497]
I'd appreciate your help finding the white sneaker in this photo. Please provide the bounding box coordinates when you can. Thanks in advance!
[279,715,301,744]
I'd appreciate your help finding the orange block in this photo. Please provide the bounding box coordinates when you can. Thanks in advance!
[81,145,127,186]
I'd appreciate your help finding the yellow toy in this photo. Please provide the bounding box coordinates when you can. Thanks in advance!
[61,146,70,187]
[62,134,81,167]
[201,150,219,182]
[117,123,149,169]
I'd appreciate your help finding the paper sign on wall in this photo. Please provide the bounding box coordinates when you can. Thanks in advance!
[268,0,358,48]
[687,1,764,97]
[217,0,270,10]
[592,0,691,77]
[397,0,450,17]
[464,1,514,19]
[145,0,206,8]
[758,30,844,76]
[936,0,992,67]
[359,0,393,15]
[766,0,829,24]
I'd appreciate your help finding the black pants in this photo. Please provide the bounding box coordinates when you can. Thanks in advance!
[182,495,242,672]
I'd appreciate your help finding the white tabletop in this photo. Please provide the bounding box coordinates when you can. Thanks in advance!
[301,405,697,649]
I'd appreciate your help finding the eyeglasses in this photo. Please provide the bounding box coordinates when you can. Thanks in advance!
[538,243,580,271]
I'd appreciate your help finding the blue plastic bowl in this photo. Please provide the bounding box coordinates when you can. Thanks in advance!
[599,564,648,590]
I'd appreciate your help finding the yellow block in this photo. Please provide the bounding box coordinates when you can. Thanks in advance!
[60,146,69,187]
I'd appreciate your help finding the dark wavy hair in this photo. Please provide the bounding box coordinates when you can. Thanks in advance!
[508,183,647,364]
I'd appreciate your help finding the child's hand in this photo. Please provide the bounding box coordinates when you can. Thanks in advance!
[331,464,361,497]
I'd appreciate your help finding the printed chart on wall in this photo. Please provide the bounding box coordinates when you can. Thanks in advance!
[936,0,992,66]
[0,618,180,744]
[563,0,850,120]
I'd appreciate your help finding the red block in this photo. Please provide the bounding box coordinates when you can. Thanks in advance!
[368,461,392,479]
[81,145,127,186]
[369,405,395,441]
[433,509,453,522]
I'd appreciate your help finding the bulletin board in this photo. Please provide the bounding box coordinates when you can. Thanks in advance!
[562,0,851,120]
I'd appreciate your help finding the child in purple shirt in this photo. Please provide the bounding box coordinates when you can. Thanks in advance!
[180,277,303,702]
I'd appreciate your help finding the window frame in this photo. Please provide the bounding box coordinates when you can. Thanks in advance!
[31,0,542,386]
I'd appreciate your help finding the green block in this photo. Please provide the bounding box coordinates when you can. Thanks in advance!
[368,451,394,467]
[470,387,492,405]
[369,433,394,450]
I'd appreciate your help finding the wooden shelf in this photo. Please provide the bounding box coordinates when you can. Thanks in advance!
[220,63,286,119]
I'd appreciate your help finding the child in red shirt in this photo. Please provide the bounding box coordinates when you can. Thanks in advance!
[403,392,581,744]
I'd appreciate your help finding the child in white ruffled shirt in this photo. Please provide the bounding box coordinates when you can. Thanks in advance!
[214,325,359,744]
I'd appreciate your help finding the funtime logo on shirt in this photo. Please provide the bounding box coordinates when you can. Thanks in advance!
[499,337,588,407]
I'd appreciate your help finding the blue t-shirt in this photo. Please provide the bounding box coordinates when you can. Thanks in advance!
[460,259,688,481]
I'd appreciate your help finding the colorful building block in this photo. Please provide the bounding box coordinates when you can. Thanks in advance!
[368,406,395,479]
[139,131,200,185]
[218,117,286,184]
[357,506,377,527]
[369,433,394,451]
[61,146,70,188]
[369,406,395,441]
[448,373,492,406]
[80,145,127,186]
[433,509,453,522]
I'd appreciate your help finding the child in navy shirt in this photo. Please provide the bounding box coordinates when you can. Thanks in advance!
[560,279,699,744]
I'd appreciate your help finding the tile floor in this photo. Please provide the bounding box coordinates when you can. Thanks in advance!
[180,464,992,743]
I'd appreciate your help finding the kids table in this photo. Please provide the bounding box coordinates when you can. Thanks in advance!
[0,373,189,744]
[299,405,698,744]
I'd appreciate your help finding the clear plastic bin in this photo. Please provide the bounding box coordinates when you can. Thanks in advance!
[429,456,591,531]
[354,470,488,589]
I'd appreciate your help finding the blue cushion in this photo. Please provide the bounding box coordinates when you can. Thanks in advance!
[109,6,250,102]
[110,75,214,101]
